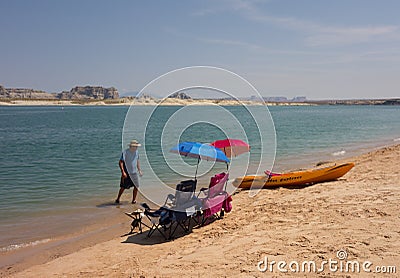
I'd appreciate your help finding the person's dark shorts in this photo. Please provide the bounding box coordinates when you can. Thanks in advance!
[120,174,139,189]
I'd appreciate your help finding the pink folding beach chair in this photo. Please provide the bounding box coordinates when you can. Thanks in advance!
[198,172,232,224]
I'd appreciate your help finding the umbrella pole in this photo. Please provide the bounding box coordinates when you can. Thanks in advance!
[225,162,229,190]
[194,157,200,180]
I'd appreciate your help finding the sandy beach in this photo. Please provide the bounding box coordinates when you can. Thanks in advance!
[0,98,313,106]
[2,144,399,277]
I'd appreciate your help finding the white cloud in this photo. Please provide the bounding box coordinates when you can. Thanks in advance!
[305,25,399,46]
[197,36,335,56]
[198,0,400,47]
[249,10,399,46]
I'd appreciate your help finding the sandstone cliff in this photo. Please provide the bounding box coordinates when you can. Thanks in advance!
[58,86,119,100]
[0,85,119,100]
[168,92,192,99]
[0,85,56,99]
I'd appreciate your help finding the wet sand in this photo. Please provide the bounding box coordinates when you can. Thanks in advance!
[2,144,399,277]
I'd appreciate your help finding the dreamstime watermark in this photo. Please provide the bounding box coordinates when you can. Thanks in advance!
[257,250,397,274]
[122,66,277,209]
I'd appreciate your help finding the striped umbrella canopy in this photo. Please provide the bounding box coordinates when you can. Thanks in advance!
[210,139,250,158]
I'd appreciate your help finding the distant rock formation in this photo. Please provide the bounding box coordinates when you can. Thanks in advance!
[0,85,7,97]
[0,85,56,99]
[168,92,192,99]
[263,96,289,102]
[263,96,307,102]
[0,85,119,100]
[381,99,400,105]
[136,93,153,99]
[58,86,119,100]
[292,96,307,102]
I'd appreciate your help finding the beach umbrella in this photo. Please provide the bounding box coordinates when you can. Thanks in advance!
[210,139,250,158]
[170,142,230,179]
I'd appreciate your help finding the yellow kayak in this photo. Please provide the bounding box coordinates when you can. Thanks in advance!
[233,162,355,189]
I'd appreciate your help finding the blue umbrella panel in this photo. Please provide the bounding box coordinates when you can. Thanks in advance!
[170,142,230,179]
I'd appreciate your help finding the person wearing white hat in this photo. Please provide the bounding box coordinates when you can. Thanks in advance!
[115,139,143,204]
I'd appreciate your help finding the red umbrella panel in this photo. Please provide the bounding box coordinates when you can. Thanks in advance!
[210,139,250,158]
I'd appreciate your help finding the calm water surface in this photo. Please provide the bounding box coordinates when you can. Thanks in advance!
[0,105,399,250]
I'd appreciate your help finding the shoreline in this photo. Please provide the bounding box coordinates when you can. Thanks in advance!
[2,98,399,106]
[1,143,399,277]
[0,99,312,106]
[1,136,397,248]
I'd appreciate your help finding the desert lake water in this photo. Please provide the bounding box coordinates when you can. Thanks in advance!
[0,105,399,250]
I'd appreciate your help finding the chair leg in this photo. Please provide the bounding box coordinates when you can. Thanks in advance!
[178,220,190,233]
[145,223,167,240]
[147,224,157,237]
[160,225,171,240]
[125,212,149,235]
[168,222,179,240]
[190,212,202,227]
[138,220,142,233]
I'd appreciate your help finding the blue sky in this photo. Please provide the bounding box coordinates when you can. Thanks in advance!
[0,0,399,99]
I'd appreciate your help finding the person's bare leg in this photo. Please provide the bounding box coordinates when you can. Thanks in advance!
[116,187,125,203]
[132,187,138,204]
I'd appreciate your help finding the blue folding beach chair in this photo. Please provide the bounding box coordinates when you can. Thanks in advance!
[132,179,202,240]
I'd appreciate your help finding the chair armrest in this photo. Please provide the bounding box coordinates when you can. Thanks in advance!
[140,203,151,210]
[197,188,208,197]
[164,194,176,206]
[166,194,175,200]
